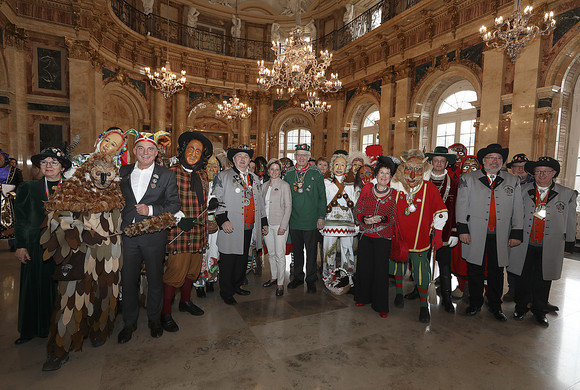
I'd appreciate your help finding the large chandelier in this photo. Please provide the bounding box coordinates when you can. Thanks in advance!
[479,0,556,62]
[216,91,252,120]
[144,61,186,99]
[301,91,331,117]
[257,26,341,96]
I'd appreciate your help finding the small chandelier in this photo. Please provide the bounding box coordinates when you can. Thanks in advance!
[144,61,186,99]
[143,0,187,99]
[216,90,252,120]
[301,91,331,117]
[257,24,341,95]
[479,0,556,63]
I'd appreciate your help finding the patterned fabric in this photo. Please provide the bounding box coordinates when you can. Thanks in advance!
[0,165,22,238]
[353,183,397,239]
[530,187,547,245]
[167,165,209,254]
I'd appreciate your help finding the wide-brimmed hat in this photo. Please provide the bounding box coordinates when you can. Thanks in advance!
[227,144,254,162]
[476,143,509,164]
[506,153,530,168]
[178,131,213,156]
[524,156,560,178]
[425,146,457,165]
[31,147,72,170]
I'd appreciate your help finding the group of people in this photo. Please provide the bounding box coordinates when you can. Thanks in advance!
[6,128,577,372]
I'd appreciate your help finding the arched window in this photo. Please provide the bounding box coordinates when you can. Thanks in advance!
[361,107,379,150]
[433,81,478,154]
[280,128,311,159]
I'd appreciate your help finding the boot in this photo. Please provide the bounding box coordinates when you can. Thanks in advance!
[404,286,419,300]
[439,264,455,313]
[196,286,206,298]
[419,306,431,323]
[206,282,214,293]
[394,294,404,308]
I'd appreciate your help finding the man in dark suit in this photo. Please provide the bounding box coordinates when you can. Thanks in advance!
[118,132,180,343]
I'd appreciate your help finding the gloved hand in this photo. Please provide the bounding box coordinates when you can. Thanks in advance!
[432,229,443,251]
[448,236,459,248]
[178,217,195,232]
[208,197,220,211]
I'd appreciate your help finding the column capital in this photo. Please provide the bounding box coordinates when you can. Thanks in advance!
[5,23,28,50]
[395,59,414,81]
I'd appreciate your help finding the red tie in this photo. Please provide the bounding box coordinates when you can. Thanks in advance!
[487,176,496,231]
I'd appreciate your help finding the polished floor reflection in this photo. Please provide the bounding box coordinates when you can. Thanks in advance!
[2,240,580,390]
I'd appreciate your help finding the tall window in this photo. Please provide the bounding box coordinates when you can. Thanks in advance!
[280,128,311,159]
[361,108,380,150]
[433,81,477,154]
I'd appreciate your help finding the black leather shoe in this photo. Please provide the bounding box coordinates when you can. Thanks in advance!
[419,306,431,323]
[442,298,455,313]
[161,313,179,332]
[262,279,277,288]
[235,288,251,296]
[276,288,284,296]
[148,320,163,338]
[42,352,69,371]
[287,279,304,289]
[492,310,508,322]
[513,310,526,321]
[242,275,249,285]
[179,301,205,316]
[465,306,481,316]
[306,282,317,293]
[394,294,404,308]
[534,314,549,327]
[206,282,214,293]
[223,296,237,305]
[196,287,206,298]
[118,324,137,344]
[14,336,33,345]
[404,286,419,300]
[546,303,559,312]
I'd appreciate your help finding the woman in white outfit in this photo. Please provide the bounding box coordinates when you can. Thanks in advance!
[261,159,292,296]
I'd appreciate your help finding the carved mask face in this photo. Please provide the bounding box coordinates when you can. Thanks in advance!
[206,155,219,180]
[185,139,203,166]
[461,158,479,174]
[359,165,374,186]
[99,132,125,155]
[403,157,424,187]
[87,158,117,189]
[332,156,347,177]
[449,145,466,160]
[280,158,293,176]
[256,163,266,178]
[351,158,363,174]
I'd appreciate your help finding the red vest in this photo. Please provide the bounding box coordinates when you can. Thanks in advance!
[487,176,496,231]
[241,174,255,229]
[530,188,546,245]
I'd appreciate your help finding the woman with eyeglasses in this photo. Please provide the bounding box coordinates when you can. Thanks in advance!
[13,147,71,345]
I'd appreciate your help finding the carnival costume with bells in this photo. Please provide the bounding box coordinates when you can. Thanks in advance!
[0,149,23,239]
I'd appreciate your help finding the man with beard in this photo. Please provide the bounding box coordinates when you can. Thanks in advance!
[161,131,217,332]
[425,146,459,313]
[390,149,447,323]
[456,143,523,322]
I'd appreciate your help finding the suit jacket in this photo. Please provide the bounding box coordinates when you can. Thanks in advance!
[456,169,524,267]
[213,168,267,255]
[508,182,577,280]
[261,177,292,230]
[119,163,180,244]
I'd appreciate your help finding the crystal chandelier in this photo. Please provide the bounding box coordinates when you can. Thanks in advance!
[143,0,187,99]
[301,91,331,117]
[144,61,186,99]
[216,91,252,120]
[479,0,556,63]
[256,26,341,96]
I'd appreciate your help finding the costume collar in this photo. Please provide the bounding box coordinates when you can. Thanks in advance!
[295,162,311,173]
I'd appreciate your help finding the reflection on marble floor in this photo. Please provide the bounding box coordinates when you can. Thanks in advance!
[2,240,580,390]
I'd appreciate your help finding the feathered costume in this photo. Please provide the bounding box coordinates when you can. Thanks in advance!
[41,152,125,358]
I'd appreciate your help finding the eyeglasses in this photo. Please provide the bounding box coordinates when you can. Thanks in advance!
[535,170,554,176]
[484,156,502,161]
[40,160,61,167]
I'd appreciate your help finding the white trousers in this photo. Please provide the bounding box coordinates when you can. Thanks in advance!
[263,224,289,285]
[322,235,355,280]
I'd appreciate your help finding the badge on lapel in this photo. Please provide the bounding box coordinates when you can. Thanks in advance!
[555,201,565,212]
[504,185,514,196]
[151,174,159,189]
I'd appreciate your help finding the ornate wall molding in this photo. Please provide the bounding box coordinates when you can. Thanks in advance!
[5,23,28,50]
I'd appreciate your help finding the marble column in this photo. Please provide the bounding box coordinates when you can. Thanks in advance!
[478,49,506,147]
[509,38,541,158]
[379,71,395,154]
[151,89,166,133]
[256,92,270,157]
[173,90,187,156]
[393,60,413,156]
[327,91,345,154]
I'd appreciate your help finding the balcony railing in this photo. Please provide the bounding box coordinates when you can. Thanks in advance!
[110,0,422,60]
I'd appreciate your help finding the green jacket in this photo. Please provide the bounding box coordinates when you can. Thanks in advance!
[284,165,326,230]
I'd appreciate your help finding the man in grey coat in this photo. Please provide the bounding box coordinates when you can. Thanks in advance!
[213,145,268,305]
[456,143,524,322]
[509,157,577,327]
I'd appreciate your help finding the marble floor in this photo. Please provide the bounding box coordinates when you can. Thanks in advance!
[2,241,580,390]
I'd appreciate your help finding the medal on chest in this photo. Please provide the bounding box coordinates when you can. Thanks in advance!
[534,205,546,220]
[294,171,307,193]
[404,204,417,216]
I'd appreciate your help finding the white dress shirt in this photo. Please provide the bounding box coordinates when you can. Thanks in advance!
[131,163,155,216]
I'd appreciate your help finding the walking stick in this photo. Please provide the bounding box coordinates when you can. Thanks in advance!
[168,206,209,245]
[428,248,438,304]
